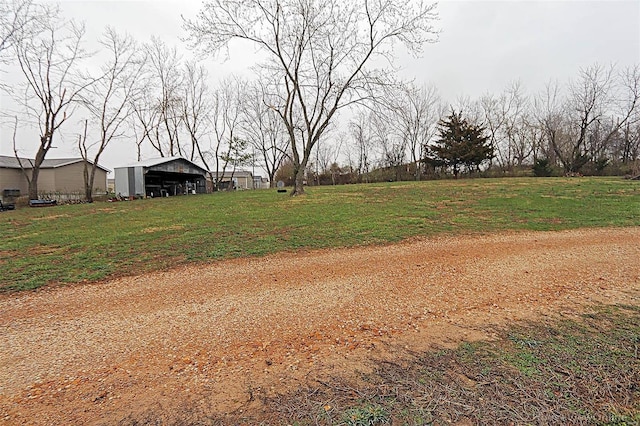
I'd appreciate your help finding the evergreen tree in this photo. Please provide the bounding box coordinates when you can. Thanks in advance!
[427,110,493,178]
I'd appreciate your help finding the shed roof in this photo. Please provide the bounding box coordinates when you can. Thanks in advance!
[119,156,184,168]
[116,156,209,175]
[216,170,254,179]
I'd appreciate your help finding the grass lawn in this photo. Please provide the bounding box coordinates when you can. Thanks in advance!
[1,177,639,291]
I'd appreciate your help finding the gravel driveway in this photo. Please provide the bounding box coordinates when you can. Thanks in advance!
[1,228,639,424]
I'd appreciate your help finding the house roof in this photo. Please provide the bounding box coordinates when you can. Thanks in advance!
[0,155,110,172]
[216,170,253,178]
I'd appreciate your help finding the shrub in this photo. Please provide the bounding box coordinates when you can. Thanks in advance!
[532,159,553,177]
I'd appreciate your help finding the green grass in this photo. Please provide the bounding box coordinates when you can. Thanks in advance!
[1,177,639,291]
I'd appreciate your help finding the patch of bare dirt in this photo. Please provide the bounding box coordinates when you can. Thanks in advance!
[0,228,639,425]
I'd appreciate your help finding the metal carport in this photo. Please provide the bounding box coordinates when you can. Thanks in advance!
[114,156,208,198]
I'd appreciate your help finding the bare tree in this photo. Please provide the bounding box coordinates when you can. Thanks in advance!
[130,87,163,158]
[182,61,212,163]
[155,38,185,157]
[392,83,443,180]
[242,82,289,187]
[616,88,640,167]
[314,132,342,183]
[592,65,640,164]
[479,93,507,170]
[11,12,93,199]
[480,81,532,172]
[510,111,541,168]
[534,80,569,170]
[133,37,185,158]
[561,64,615,173]
[185,0,439,195]
[78,28,145,201]
[502,82,537,168]
[0,0,52,60]
[452,95,483,124]
[373,110,407,181]
[206,76,246,190]
[535,64,639,174]
[618,121,640,169]
[348,110,376,182]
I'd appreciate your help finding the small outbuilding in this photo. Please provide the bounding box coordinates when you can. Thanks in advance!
[253,175,270,189]
[0,155,109,201]
[114,156,208,198]
[212,170,256,190]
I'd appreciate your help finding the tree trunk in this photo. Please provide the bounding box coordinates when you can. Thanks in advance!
[85,165,97,203]
[28,147,47,200]
[28,170,39,200]
[291,164,305,196]
[83,162,91,202]
[413,152,421,181]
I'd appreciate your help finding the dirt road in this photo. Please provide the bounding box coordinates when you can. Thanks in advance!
[1,228,639,425]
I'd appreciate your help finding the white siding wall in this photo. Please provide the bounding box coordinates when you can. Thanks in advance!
[114,166,145,197]
[114,168,130,197]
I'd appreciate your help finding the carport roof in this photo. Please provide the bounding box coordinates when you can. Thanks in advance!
[118,156,208,174]
[121,156,183,168]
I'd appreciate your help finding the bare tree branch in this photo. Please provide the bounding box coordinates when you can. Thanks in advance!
[77,27,146,201]
[10,10,94,199]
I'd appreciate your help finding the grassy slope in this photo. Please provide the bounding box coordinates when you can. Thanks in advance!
[1,177,639,291]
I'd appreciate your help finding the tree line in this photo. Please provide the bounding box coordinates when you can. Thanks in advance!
[2,0,638,201]
[288,64,640,186]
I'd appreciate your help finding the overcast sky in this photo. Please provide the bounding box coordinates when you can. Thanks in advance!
[1,0,639,173]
